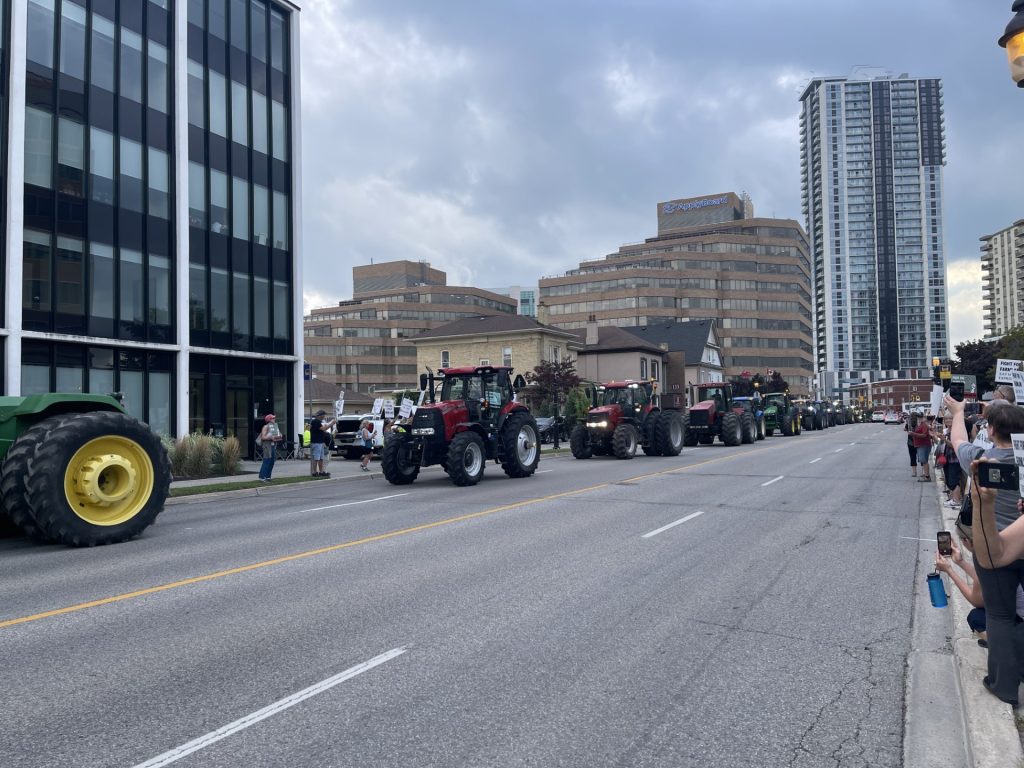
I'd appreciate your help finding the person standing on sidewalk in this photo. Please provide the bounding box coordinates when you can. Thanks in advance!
[911,414,933,482]
[905,413,920,477]
[359,420,375,471]
[309,410,335,477]
[258,414,283,481]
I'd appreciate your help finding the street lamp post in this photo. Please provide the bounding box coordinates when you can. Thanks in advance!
[999,1,1024,86]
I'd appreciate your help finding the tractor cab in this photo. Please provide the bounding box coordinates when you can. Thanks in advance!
[437,367,512,431]
[595,381,654,420]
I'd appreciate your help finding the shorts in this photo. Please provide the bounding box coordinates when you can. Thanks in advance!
[311,443,327,460]
[915,445,930,465]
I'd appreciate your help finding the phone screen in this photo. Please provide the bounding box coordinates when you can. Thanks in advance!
[948,381,965,402]
[937,531,952,556]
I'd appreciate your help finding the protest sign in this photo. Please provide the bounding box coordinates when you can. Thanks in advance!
[383,399,395,419]
[1012,433,1024,497]
[1013,371,1024,405]
[399,398,415,418]
[929,385,943,417]
[371,398,384,417]
[995,359,1023,384]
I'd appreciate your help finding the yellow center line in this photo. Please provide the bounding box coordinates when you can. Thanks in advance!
[1,435,825,631]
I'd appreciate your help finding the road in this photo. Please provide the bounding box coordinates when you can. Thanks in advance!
[1,423,938,767]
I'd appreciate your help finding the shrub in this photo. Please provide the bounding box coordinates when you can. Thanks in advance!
[185,433,215,479]
[218,436,242,476]
[163,436,191,479]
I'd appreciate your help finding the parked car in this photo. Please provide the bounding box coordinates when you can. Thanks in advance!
[871,410,885,423]
[884,411,901,424]
[536,416,568,444]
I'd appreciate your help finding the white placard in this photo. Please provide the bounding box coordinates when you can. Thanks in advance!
[1012,371,1024,405]
[334,392,345,419]
[929,385,943,417]
[383,399,395,419]
[996,359,1023,384]
[371,398,385,417]
[399,398,414,418]
[1012,433,1024,497]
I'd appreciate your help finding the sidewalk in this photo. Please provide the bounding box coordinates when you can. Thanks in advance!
[929,474,1024,767]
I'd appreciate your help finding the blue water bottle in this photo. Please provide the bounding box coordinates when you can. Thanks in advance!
[927,572,948,608]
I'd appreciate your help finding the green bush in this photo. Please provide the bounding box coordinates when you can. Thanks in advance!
[165,431,232,479]
[218,436,242,476]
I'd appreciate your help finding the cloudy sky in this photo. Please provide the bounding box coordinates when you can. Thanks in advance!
[297,0,1019,349]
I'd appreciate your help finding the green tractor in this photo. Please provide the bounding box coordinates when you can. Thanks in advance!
[762,392,802,437]
[0,394,171,547]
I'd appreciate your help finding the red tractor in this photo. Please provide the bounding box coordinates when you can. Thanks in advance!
[569,380,685,460]
[683,383,757,446]
[381,366,540,487]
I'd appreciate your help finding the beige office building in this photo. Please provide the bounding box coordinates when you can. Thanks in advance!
[981,220,1024,338]
[304,261,518,393]
[538,194,814,391]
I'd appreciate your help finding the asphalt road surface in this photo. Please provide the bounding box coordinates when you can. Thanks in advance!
[1,423,933,768]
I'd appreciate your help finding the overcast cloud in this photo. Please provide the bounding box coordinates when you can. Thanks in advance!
[297,0,1018,348]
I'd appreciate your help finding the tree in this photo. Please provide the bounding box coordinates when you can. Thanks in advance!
[953,337,999,395]
[526,359,581,415]
[564,386,592,428]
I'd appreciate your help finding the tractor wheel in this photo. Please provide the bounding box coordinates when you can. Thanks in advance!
[766,425,775,437]
[500,411,540,478]
[2,411,170,547]
[720,412,743,446]
[740,412,756,444]
[814,412,826,431]
[779,411,792,436]
[612,424,638,460]
[756,416,766,441]
[682,415,698,447]
[655,411,684,456]
[569,425,592,459]
[802,414,814,431]
[381,434,420,485]
[446,431,486,486]
[641,414,660,456]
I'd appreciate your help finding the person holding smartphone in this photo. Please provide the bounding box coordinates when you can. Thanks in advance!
[950,395,1024,707]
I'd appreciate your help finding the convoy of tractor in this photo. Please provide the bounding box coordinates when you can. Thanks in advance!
[0,369,864,548]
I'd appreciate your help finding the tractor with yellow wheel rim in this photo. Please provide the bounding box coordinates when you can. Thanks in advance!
[0,394,171,546]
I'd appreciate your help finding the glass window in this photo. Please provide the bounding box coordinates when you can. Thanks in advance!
[90,243,115,320]
[120,249,145,325]
[24,107,53,189]
[120,28,144,103]
[23,365,51,395]
[119,137,144,212]
[272,190,289,249]
[270,9,286,72]
[232,176,248,241]
[148,147,169,218]
[209,0,227,39]
[27,0,56,69]
[120,369,144,422]
[253,184,269,245]
[189,264,207,330]
[503,347,512,367]
[233,272,250,335]
[90,14,116,92]
[210,169,229,234]
[271,100,287,161]
[252,91,267,154]
[273,281,289,339]
[254,276,270,337]
[59,2,87,80]
[56,361,84,393]
[230,0,247,50]
[210,266,229,331]
[188,162,206,227]
[187,59,205,127]
[147,41,169,113]
[188,0,204,26]
[89,361,115,396]
[208,70,228,137]
[251,1,267,62]
[23,230,52,312]
[148,371,172,435]
[57,117,85,198]
[89,126,115,204]
[56,236,85,316]
[231,80,248,144]
[149,254,171,326]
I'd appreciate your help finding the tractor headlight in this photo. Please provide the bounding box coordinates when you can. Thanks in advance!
[808,407,815,412]
[412,428,435,436]
[588,420,608,429]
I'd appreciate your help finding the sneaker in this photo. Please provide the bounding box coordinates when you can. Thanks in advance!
[260,478,272,482]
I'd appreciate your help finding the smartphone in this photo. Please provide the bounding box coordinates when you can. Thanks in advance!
[948,381,965,402]
[937,531,952,556]
[976,462,1020,491]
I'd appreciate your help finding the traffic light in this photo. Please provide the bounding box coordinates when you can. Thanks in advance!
[932,357,942,385]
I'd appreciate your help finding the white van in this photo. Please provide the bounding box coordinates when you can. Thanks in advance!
[333,415,385,459]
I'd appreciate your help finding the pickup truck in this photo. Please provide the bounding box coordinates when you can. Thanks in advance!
[332,415,385,459]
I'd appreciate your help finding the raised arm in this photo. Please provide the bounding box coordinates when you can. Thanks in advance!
[945,395,968,453]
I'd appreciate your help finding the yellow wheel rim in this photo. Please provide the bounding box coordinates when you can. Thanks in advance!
[63,437,155,526]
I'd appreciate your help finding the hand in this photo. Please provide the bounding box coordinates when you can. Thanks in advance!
[1018,498,1024,516]
[950,538,964,565]
[935,552,952,574]
[943,394,964,416]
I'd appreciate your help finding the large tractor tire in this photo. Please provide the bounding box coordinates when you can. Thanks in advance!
[720,412,743,446]
[740,412,756,444]
[612,424,638,460]
[641,414,660,456]
[655,411,685,456]
[779,412,792,436]
[500,411,540,478]
[814,411,827,431]
[446,431,486,486]
[570,425,593,459]
[381,434,420,485]
[792,410,803,436]
[802,414,814,431]
[682,415,699,447]
[755,416,766,441]
[1,411,170,547]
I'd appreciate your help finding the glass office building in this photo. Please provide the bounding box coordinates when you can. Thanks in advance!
[799,73,948,397]
[2,0,302,455]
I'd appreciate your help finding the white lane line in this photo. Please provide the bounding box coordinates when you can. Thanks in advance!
[810,458,822,464]
[132,647,408,768]
[536,470,553,474]
[834,448,844,453]
[300,493,409,514]
[761,475,785,487]
[900,537,936,542]
[642,510,705,539]
[849,442,856,445]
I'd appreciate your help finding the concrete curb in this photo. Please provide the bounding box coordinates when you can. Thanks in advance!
[165,471,377,506]
[933,476,1024,767]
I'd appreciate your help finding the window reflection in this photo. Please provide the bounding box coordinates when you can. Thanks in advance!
[232,176,249,240]
[89,127,115,204]
[57,117,85,198]
[119,137,144,212]
[90,243,115,322]
[120,28,144,103]
[148,147,169,218]
[24,107,53,188]
[147,41,169,113]
[188,60,205,127]
[189,162,206,227]
[90,14,116,92]
[59,2,87,80]
[210,169,229,234]
[27,0,56,69]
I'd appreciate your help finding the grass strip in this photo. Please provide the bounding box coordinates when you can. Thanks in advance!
[169,475,325,497]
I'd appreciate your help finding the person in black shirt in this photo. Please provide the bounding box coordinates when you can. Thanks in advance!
[309,410,335,477]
